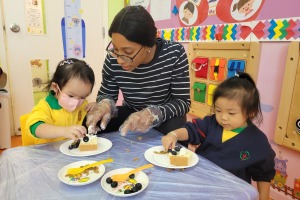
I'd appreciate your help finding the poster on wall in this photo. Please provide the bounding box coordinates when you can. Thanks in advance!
[25,0,46,35]
[30,59,49,105]
[150,0,171,21]
[215,0,265,23]
[61,0,86,59]
[129,0,150,8]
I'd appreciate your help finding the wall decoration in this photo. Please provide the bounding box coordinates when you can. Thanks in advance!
[30,59,49,105]
[150,0,171,21]
[129,0,150,8]
[176,0,208,27]
[158,18,300,42]
[216,0,265,23]
[251,18,300,41]
[271,152,300,199]
[157,22,252,41]
[208,0,219,16]
[25,0,46,35]
[61,0,86,59]
[146,0,300,42]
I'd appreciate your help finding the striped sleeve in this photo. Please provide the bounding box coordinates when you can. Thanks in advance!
[96,39,191,124]
[96,54,119,103]
[157,43,191,121]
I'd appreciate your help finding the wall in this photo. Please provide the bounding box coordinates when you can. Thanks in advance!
[108,0,124,26]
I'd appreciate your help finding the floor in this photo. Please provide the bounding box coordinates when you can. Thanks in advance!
[0,135,22,155]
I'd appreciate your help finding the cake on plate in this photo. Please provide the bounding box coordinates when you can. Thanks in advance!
[168,146,192,166]
[79,135,98,151]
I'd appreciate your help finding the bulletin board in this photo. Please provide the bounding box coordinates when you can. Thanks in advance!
[188,42,261,118]
[275,42,300,152]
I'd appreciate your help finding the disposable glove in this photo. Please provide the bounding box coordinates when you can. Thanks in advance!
[119,106,163,136]
[86,99,117,133]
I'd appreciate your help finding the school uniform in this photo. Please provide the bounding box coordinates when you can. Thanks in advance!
[26,91,88,144]
[184,114,276,183]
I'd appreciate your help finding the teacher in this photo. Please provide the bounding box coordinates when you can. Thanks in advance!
[86,5,190,136]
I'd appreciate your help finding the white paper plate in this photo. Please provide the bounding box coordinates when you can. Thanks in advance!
[144,146,199,169]
[59,137,112,157]
[101,168,149,197]
[58,160,105,186]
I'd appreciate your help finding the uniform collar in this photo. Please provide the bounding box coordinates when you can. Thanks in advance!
[46,90,62,109]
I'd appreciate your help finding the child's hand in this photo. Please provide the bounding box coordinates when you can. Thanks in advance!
[161,133,177,151]
[63,125,87,140]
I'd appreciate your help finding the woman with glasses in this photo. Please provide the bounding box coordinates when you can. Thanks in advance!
[86,5,191,137]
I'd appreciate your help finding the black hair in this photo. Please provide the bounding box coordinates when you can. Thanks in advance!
[184,2,195,13]
[108,5,157,47]
[212,72,262,124]
[45,58,95,92]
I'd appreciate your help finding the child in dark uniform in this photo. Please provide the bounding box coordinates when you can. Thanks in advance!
[162,72,275,200]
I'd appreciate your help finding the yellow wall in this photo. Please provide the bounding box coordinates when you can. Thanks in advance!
[108,0,124,28]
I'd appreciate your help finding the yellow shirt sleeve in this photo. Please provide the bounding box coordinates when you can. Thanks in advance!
[25,98,88,144]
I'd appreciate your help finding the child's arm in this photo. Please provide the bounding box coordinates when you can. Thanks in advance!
[257,181,271,200]
[35,123,87,140]
[161,128,189,150]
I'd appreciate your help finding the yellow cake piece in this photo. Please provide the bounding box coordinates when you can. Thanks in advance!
[168,147,192,166]
[79,135,98,151]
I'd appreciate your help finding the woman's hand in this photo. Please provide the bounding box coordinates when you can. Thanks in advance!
[85,99,115,133]
[119,108,154,136]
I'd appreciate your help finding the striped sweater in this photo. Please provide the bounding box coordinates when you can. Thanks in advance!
[97,38,191,122]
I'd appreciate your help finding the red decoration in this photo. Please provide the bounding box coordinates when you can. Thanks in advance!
[240,25,252,40]
[215,33,222,41]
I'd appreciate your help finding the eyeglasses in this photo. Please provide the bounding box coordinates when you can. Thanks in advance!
[105,41,143,63]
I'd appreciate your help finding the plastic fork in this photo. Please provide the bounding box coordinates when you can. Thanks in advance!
[111,163,154,182]
[66,158,113,175]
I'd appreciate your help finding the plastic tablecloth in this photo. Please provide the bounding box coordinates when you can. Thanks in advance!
[0,130,258,200]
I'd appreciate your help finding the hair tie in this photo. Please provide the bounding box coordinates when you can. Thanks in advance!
[59,60,74,66]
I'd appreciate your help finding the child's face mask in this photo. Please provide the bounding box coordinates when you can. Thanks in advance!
[57,88,84,112]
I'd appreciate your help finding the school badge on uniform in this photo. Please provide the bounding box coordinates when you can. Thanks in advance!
[78,110,82,121]
[240,151,250,161]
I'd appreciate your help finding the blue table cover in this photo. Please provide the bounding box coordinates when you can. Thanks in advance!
[0,129,258,200]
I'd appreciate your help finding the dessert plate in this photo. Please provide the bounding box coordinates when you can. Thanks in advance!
[144,146,199,169]
[101,168,149,197]
[58,160,105,186]
[59,137,112,157]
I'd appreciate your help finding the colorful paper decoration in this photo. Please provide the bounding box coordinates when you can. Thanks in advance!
[157,18,300,42]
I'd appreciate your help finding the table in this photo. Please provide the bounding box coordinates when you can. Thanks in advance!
[0,129,258,200]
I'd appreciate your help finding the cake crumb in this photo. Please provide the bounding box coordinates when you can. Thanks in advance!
[166,168,175,172]
[133,157,139,162]
[154,150,167,154]
[125,148,130,152]
[137,136,142,141]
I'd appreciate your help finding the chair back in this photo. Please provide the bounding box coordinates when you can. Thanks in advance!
[20,113,36,146]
